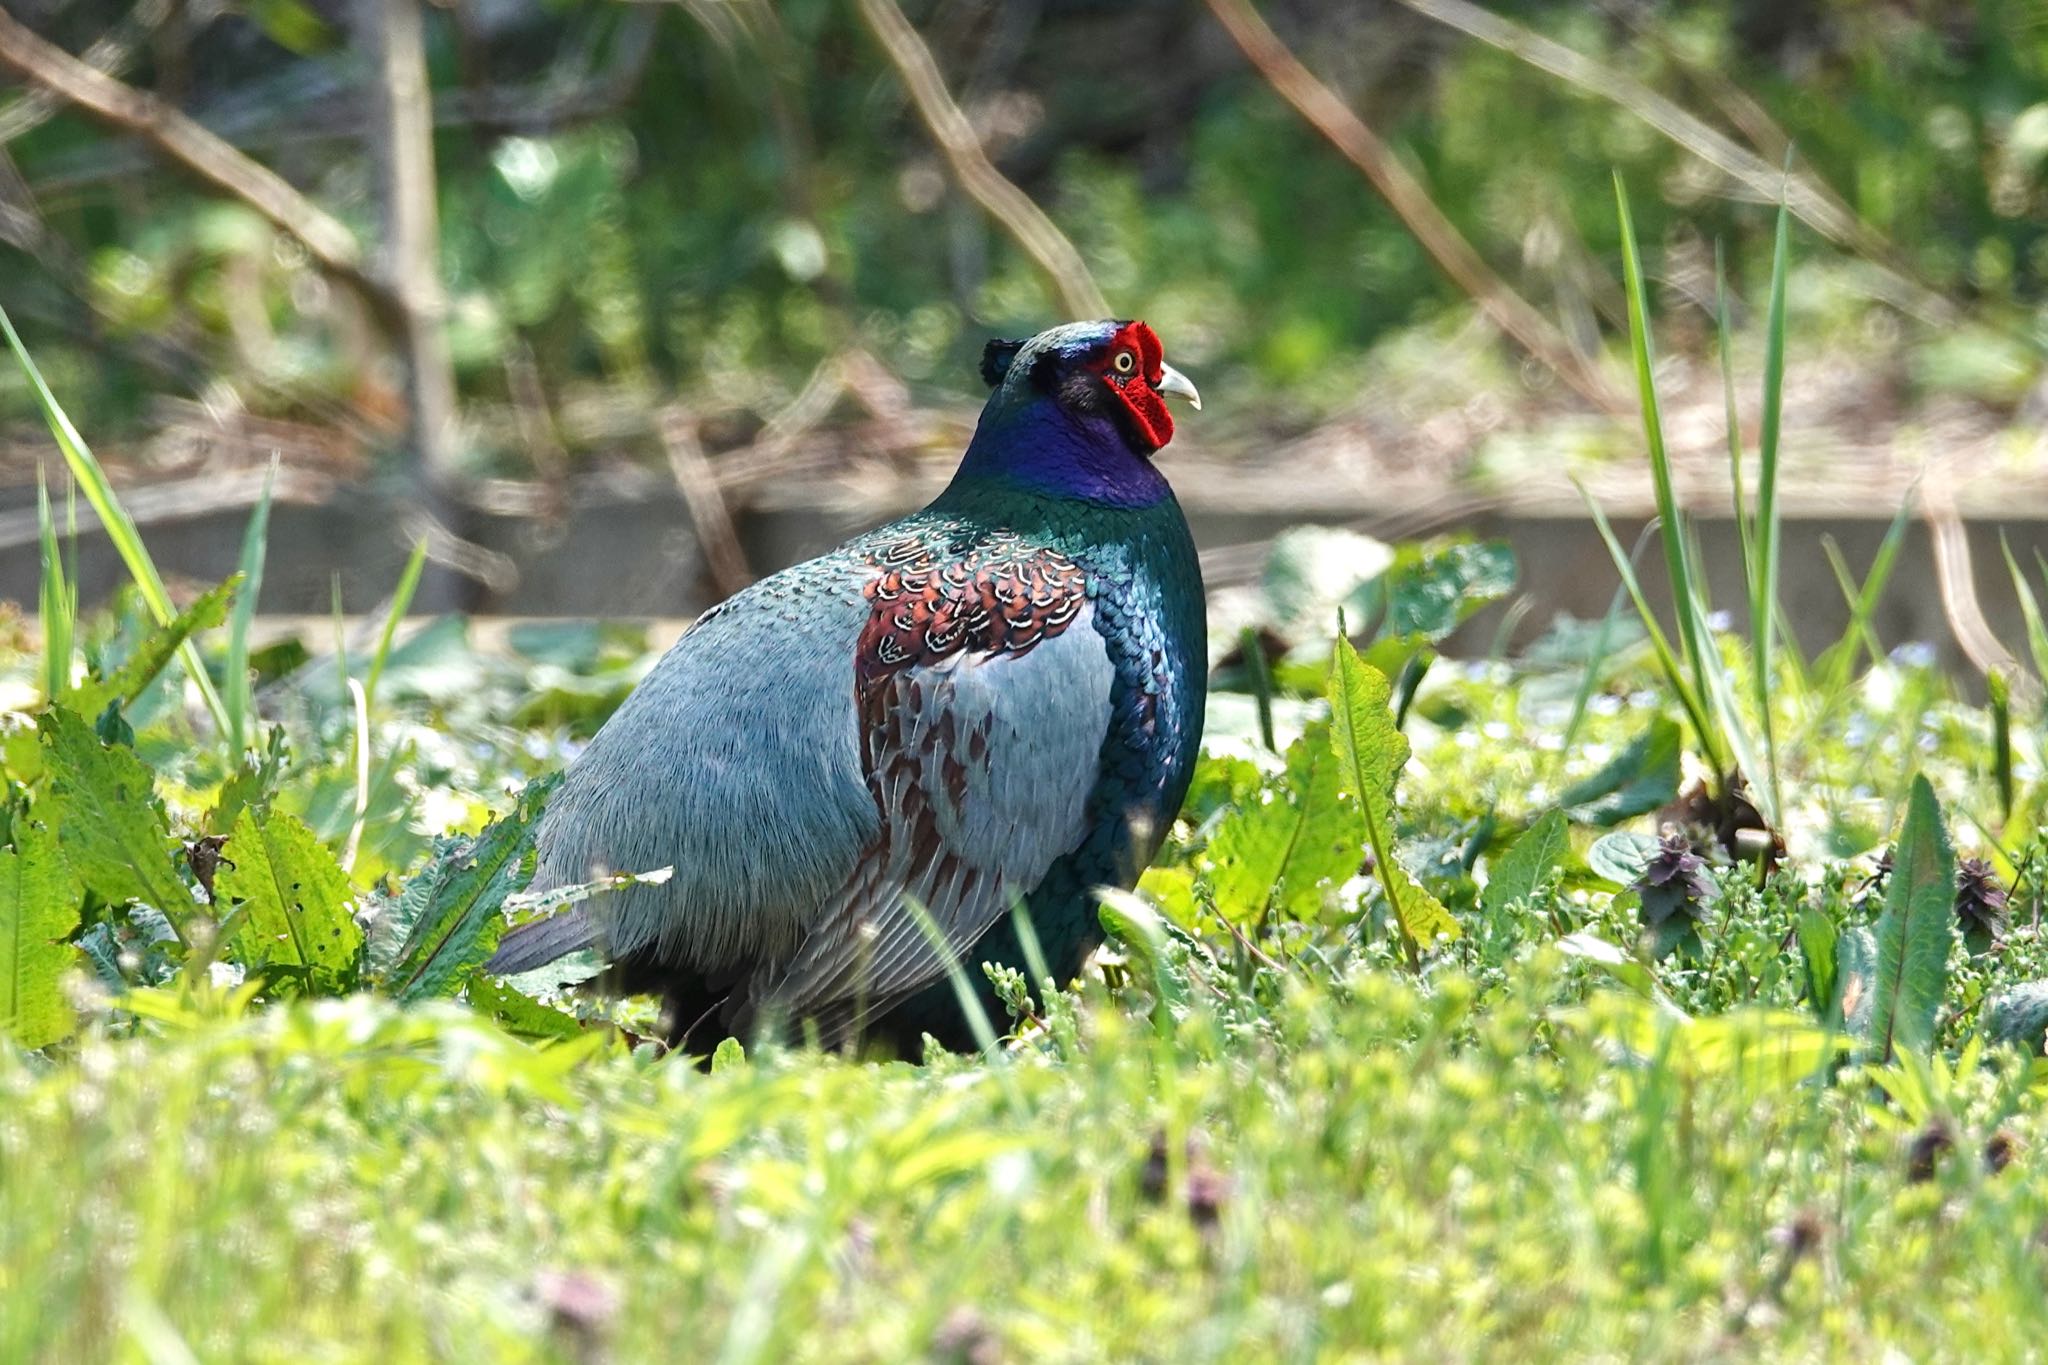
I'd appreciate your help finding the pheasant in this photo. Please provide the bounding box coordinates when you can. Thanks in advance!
[486,320,1207,1054]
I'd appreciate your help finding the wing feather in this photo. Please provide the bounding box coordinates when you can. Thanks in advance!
[748,608,1113,1037]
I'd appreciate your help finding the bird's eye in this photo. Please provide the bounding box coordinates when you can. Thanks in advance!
[1111,350,1136,375]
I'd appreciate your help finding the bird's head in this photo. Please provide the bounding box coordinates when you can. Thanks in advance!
[978,319,1201,458]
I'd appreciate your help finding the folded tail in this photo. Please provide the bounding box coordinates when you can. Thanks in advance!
[483,905,601,976]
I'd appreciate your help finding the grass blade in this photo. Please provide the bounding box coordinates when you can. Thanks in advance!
[1817,500,1912,694]
[0,304,230,735]
[1989,669,2013,826]
[1575,482,1723,775]
[2001,533,2048,686]
[330,573,351,708]
[1239,624,1277,753]
[1557,523,1657,766]
[224,457,278,754]
[1680,581,1777,831]
[1713,242,1755,578]
[1613,176,1716,747]
[1749,191,1792,821]
[364,538,429,716]
[36,472,73,704]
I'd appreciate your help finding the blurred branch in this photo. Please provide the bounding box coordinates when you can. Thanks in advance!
[0,5,397,315]
[441,6,658,136]
[1924,472,2015,682]
[1392,0,1956,325]
[395,504,519,594]
[1206,0,1628,415]
[659,406,753,598]
[0,0,173,144]
[355,0,459,491]
[856,0,1111,320]
[1595,0,1789,164]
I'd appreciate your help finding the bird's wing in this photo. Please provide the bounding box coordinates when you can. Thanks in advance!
[745,532,1114,1037]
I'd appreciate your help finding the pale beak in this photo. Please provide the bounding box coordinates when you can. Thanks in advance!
[1156,363,1202,411]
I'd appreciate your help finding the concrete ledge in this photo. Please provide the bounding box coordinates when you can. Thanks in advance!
[0,479,2032,676]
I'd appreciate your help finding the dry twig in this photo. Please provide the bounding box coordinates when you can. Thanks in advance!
[856,0,1111,320]
[1924,469,2017,683]
[1205,0,1628,415]
[355,0,459,487]
[0,6,393,313]
[659,406,754,598]
[1394,0,1954,324]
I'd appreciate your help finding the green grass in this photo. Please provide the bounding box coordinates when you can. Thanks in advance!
[7,969,2048,1361]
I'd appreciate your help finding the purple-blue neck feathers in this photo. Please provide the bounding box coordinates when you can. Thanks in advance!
[944,389,1171,510]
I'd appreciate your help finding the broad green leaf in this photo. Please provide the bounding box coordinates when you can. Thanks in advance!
[1207,722,1359,925]
[1327,633,1459,953]
[467,976,584,1041]
[384,775,559,1002]
[68,576,239,724]
[38,708,190,930]
[1375,539,1517,644]
[1866,775,1956,1063]
[215,808,362,996]
[1559,719,1681,825]
[1586,830,1660,887]
[1796,906,1838,1019]
[0,820,80,1049]
[1480,809,1568,921]
[1136,865,1199,931]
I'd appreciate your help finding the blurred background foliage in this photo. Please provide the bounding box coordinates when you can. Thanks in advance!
[0,0,2043,485]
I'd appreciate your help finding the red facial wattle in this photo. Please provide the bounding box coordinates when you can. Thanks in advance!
[1096,321,1174,453]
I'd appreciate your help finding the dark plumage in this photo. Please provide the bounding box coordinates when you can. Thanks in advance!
[486,320,1208,1055]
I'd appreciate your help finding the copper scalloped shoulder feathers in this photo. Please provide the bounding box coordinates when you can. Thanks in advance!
[855,530,1090,690]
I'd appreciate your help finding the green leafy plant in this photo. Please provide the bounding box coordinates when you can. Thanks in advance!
[0,820,78,1050]
[1865,776,1957,1064]
[1329,627,1460,961]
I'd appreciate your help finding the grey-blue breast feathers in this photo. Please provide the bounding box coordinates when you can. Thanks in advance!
[526,564,879,971]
